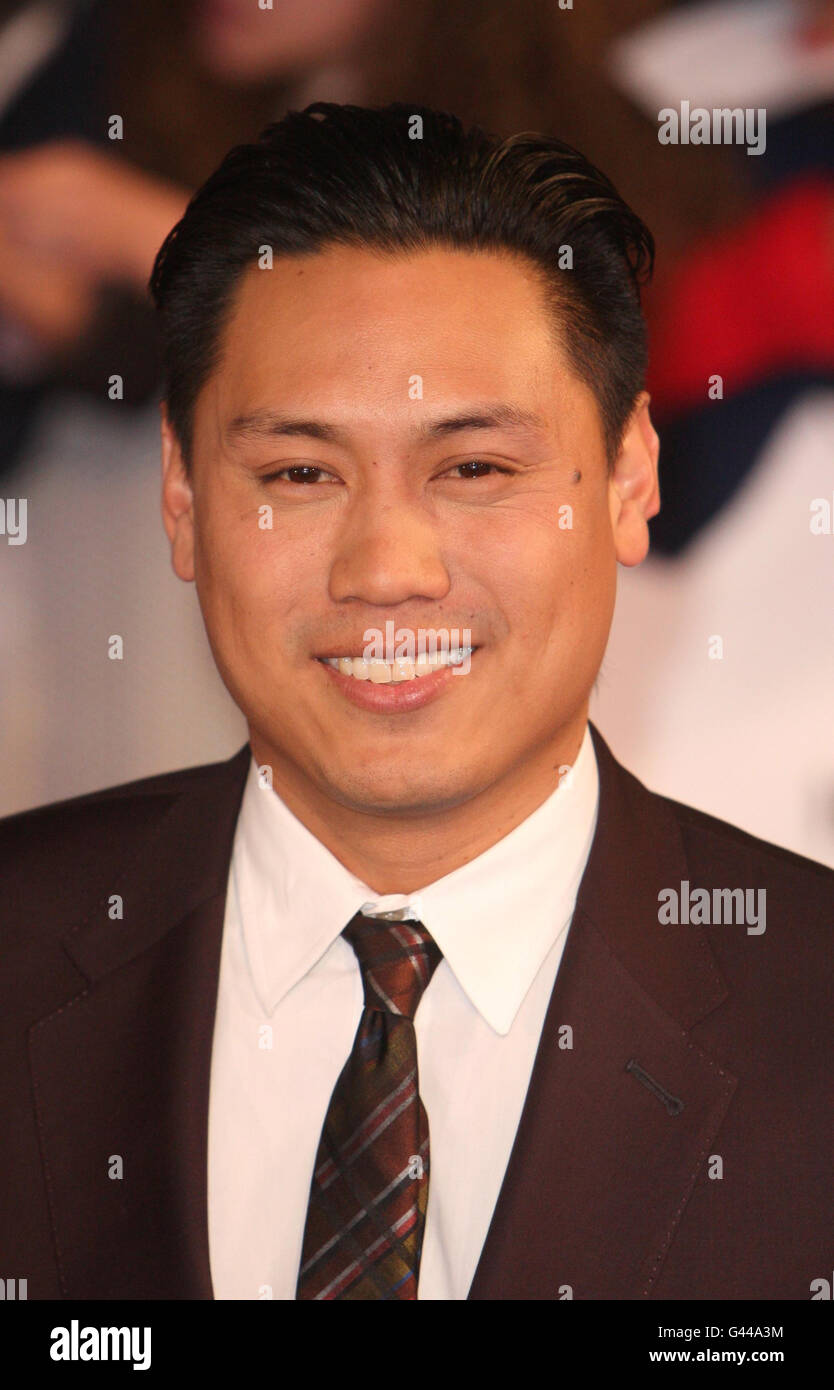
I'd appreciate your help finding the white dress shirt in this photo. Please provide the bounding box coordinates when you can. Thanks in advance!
[207,722,599,1300]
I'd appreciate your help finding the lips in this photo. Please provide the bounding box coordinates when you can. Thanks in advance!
[315,647,478,712]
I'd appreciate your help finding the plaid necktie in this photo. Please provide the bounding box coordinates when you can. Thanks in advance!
[295,910,442,1300]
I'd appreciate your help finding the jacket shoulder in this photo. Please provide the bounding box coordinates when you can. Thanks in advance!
[662,789,834,894]
[651,786,834,977]
[592,721,833,900]
[0,747,251,919]
[1,748,249,825]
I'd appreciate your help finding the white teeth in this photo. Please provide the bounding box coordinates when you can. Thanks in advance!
[321,649,473,682]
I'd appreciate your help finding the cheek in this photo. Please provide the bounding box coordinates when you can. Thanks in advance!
[507,507,616,652]
[195,517,323,662]
[194,516,272,631]
[563,520,618,628]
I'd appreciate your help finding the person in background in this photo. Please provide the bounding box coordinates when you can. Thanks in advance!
[594,0,834,866]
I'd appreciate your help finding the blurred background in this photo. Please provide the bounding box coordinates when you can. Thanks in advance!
[0,0,832,864]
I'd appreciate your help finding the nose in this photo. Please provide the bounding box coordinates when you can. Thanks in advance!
[328,492,451,607]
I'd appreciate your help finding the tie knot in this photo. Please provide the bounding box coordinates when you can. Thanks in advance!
[342,912,442,1019]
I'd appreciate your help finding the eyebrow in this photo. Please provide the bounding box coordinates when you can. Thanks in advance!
[225,403,548,446]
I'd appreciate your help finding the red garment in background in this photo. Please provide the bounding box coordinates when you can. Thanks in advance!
[645,177,834,416]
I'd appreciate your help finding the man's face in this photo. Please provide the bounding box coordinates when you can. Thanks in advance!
[163,245,658,818]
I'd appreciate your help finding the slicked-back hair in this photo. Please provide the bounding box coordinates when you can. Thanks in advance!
[149,102,654,470]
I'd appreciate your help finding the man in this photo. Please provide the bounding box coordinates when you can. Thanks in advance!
[1,103,831,1301]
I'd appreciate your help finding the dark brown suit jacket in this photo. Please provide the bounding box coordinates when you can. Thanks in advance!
[1,723,832,1299]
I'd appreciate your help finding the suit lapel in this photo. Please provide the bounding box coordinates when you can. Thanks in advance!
[468,724,737,1299]
[28,745,252,1299]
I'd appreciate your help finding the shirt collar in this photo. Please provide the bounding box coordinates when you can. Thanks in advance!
[232,724,599,1035]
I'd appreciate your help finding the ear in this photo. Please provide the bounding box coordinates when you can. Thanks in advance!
[607,392,660,567]
[160,403,195,582]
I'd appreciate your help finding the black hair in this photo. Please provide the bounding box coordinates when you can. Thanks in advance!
[149,101,654,468]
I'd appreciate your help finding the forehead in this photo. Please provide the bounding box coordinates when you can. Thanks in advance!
[201,244,594,442]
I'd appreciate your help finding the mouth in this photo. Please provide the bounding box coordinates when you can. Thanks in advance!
[316,647,475,684]
[313,646,478,713]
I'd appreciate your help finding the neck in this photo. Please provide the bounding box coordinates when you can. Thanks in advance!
[248,712,589,894]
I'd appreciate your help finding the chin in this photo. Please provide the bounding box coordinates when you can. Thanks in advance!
[319,764,486,818]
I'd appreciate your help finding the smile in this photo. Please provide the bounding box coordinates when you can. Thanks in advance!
[318,649,474,683]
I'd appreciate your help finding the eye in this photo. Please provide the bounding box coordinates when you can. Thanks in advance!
[263,465,338,484]
[444,460,513,479]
